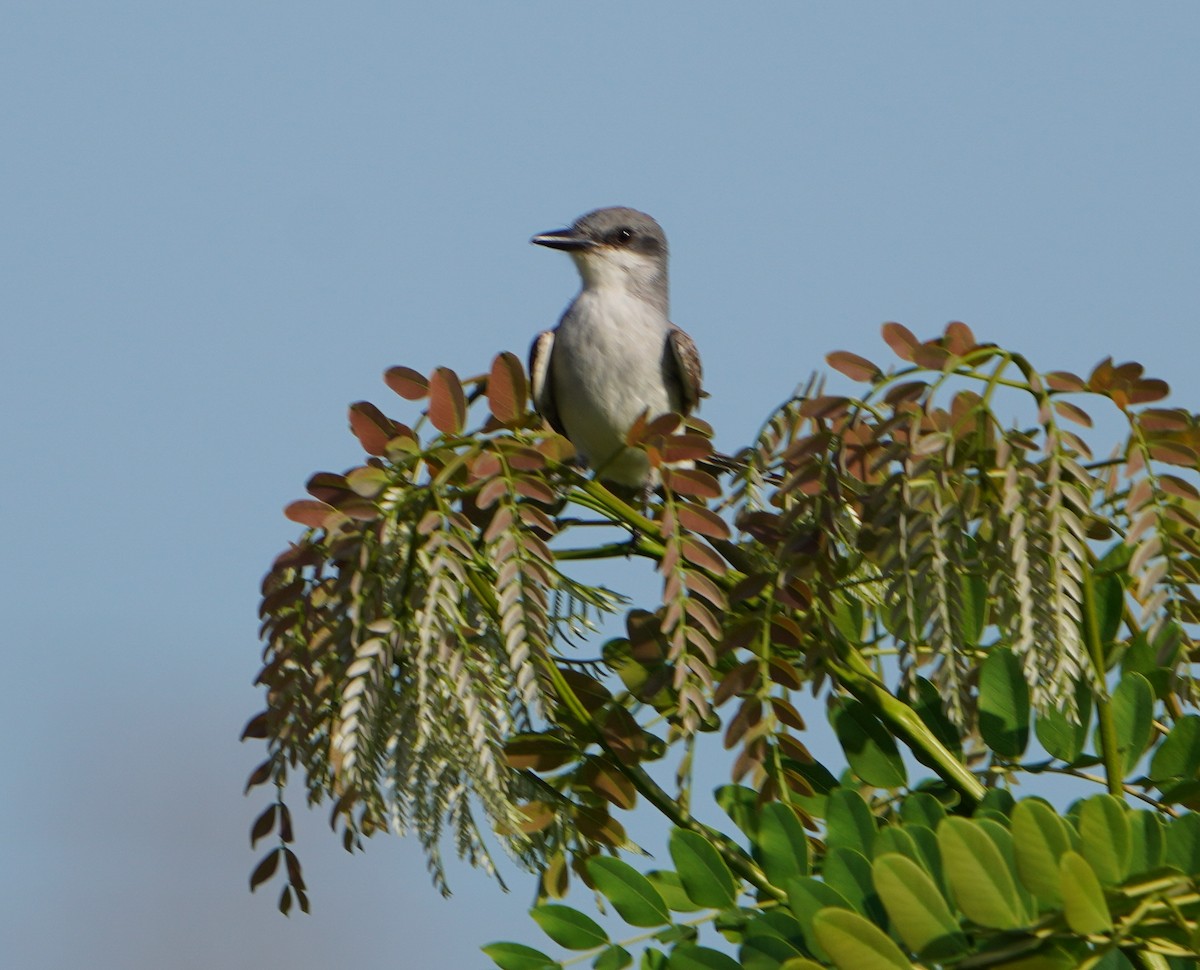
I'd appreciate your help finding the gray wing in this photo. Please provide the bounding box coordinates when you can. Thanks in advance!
[665,325,705,415]
[528,329,566,435]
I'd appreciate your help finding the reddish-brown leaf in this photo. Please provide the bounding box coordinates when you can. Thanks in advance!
[348,401,395,456]
[675,503,731,540]
[1088,357,1116,392]
[428,367,467,434]
[777,733,814,764]
[1130,379,1170,404]
[884,381,927,406]
[1138,409,1192,433]
[581,757,638,809]
[514,477,558,505]
[797,396,850,420]
[661,434,714,463]
[384,365,429,400]
[1046,371,1087,393]
[284,500,334,528]
[487,352,527,424]
[943,321,976,355]
[910,343,951,370]
[661,467,722,499]
[241,711,269,740]
[826,350,882,383]
[681,536,728,574]
[504,734,578,771]
[516,801,556,835]
[1053,400,1093,428]
[1148,441,1198,467]
[881,322,919,362]
[683,570,728,609]
[714,660,759,706]
[769,696,806,730]
[471,451,502,480]
[1159,474,1200,501]
[535,434,576,463]
[767,659,803,689]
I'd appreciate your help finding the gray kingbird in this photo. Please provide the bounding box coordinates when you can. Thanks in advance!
[528,207,704,488]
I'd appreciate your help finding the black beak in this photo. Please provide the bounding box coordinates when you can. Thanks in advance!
[530,228,596,252]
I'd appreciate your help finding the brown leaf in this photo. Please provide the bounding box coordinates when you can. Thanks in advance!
[384,365,429,400]
[504,734,578,771]
[1046,371,1087,392]
[348,401,395,456]
[249,848,280,890]
[1159,474,1200,501]
[661,434,714,463]
[714,660,759,706]
[1130,379,1170,404]
[777,733,814,764]
[428,367,467,434]
[1138,409,1192,433]
[910,343,951,370]
[1053,400,1093,428]
[1149,441,1198,467]
[675,503,731,540]
[241,711,269,740]
[250,804,277,847]
[881,322,919,362]
[683,570,728,609]
[943,321,976,355]
[284,500,334,528]
[661,467,722,499]
[516,801,556,834]
[769,696,806,730]
[487,352,527,424]
[827,350,882,383]
[581,757,638,809]
[767,659,803,689]
[681,536,728,574]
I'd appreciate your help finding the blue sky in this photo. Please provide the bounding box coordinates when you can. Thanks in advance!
[4,4,1199,968]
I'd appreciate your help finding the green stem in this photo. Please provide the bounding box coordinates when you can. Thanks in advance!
[829,650,986,806]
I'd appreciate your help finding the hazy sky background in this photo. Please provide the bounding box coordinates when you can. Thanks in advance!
[4,4,1199,968]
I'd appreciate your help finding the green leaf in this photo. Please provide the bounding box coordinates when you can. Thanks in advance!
[714,785,760,845]
[1077,795,1131,886]
[811,907,914,970]
[830,699,907,789]
[482,941,561,970]
[977,818,1038,918]
[825,789,877,858]
[873,853,967,958]
[755,802,810,887]
[786,877,853,962]
[741,912,806,970]
[901,824,945,895]
[979,648,1030,758]
[1128,810,1166,873]
[778,962,825,970]
[668,828,737,909]
[646,870,703,913]
[1150,715,1200,783]
[1165,812,1200,875]
[530,904,609,950]
[1035,687,1092,765]
[937,817,1026,929]
[1059,851,1112,935]
[899,792,946,829]
[824,847,884,925]
[594,946,633,970]
[874,826,919,864]
[664,944,742,970]
[912,678,964,759]
[1012,799,1072,907]
[586,857,670,927]
[1109,672,1154,776]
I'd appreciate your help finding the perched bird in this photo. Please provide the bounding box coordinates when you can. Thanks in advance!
[528,207,703,488]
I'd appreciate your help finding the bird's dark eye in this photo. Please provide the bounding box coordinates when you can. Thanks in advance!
[613,227,634,245]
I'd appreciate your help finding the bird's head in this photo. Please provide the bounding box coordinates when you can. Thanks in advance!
[532,207,668,302]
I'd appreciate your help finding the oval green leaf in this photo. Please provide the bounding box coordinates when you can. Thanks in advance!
[937,817,1026,929]
[1109,672,1154,776]
[979,648,1030,758]
[755,802,811,887]
[668,829,737,909]
[1077,795,1130,886]
[873,853,966,958]
[481,941,561,970]
[664,944,742,970]
[1059,851,1112,935]
[831,699,907,789]
[1012,799,1072,907]
[811,907,914,970]
[1150,715,1200,784]
[825,789,877,858]
[586,857,670,927]
[529,904,608,950]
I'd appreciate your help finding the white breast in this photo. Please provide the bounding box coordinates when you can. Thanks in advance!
[551,288,676,486]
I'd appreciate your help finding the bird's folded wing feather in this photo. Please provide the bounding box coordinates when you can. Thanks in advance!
[666,325,705,414]
[528,329,565,435]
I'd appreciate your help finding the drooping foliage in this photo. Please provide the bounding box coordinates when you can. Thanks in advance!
[246,324,1200,966]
